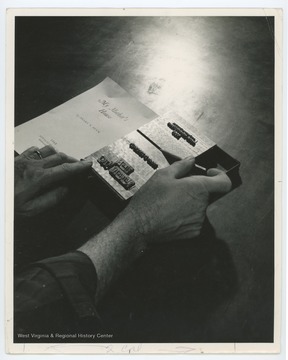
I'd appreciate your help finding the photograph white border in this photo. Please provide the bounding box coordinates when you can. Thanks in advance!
[2,3,287,358]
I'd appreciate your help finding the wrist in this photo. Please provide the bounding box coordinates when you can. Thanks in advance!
[112,207,148,257]
[78,206,148,303]
[123,197,160,243]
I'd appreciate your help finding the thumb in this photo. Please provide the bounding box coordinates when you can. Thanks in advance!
[207,168,224,177]
[167,156,195,179]
[204,168,232,194]
[42,160,93,189]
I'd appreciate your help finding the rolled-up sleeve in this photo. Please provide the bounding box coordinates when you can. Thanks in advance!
[14,251,100,339]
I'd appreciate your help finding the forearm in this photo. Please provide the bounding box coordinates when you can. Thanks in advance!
[14,251,98,334]
[78,207,147,304]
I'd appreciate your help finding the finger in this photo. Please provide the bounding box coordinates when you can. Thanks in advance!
[38,145,57,158]
[203,168,232,194]
[42,152,78,168]
[20,146,39,156]
[25,186,70,216]
[206,168,223,177]
[157,223,203,242]
[172,225,202,240]
[40,160,93,189]
[18,146,40,161]
[166,156,195,179]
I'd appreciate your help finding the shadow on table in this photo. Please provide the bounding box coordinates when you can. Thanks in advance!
[98,219,238,343]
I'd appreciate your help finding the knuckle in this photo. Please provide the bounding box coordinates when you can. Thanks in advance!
[192,230,201,238]
[37,177,47,191]
[154,168,165,178]
[16,203,37,218]
[15,159,28,174]
[56,187,67,202]
[23,204,36,217]
[26,166,43,179]
[55,190,62,203]
[57,152,68,162]
[37,169,52,190]
[61,162,72,173]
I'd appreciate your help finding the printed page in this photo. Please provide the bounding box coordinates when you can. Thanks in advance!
[15,77,157,159]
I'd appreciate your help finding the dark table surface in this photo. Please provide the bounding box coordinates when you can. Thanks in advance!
[14,16,275,343]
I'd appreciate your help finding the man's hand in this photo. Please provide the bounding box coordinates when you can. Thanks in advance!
[14,146,92,217]
[126,156,232,242]
[79,156,232,302]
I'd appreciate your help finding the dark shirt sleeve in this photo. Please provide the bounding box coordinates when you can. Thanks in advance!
[14,251,100,339]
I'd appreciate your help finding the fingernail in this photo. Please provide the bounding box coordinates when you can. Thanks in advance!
[185,155,194,161]
[82,160,93,166]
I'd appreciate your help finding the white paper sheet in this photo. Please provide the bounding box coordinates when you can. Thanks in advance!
[15,77,157,159]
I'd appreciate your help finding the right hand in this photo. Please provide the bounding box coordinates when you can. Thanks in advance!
[78,156,232,302]
[125,156,232,242]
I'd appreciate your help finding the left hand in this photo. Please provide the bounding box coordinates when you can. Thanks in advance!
[14,146,93,217]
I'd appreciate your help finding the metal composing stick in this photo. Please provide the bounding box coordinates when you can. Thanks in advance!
[137,129,207,173]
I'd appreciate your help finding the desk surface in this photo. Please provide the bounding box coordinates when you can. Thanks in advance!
[14,16,275,343]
